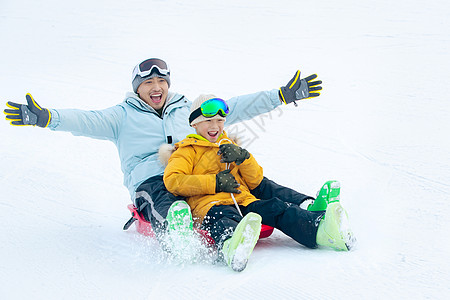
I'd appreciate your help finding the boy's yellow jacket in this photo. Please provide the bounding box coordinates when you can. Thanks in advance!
[163,132,263,225]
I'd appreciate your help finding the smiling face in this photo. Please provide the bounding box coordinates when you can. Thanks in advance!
[136,77,169,111]
[192,118,225,143]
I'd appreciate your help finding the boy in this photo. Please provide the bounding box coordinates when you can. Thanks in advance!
[163,95,355,272]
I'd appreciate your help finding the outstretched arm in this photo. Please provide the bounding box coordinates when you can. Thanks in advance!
[225,90,280,126]
[48,106,123,141]
[224,70,322,125]
[4,93,124,141]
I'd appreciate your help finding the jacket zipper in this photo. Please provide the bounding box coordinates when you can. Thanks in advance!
[162,95,186,117]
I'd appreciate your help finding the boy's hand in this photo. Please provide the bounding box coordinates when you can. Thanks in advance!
[4,93,51,127]
[218,144,250,165]
[216,170,241,194]
[279,70,322,105]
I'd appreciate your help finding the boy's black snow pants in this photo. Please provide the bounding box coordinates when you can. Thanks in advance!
[250,177,314,206]
[202,198,325,249]
[134,175,316,236]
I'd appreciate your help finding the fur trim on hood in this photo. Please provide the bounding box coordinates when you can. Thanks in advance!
[158,144,176,166]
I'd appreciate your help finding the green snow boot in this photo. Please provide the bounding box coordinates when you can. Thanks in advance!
[316,202,356,251]
[221,212,262,272]
[165,200,194,254]
[308,180,341,211]
[166,200,194,233]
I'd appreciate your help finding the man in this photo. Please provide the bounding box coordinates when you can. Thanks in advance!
[4,58,322,238]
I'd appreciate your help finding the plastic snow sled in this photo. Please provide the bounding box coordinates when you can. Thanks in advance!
[123,204,274,245]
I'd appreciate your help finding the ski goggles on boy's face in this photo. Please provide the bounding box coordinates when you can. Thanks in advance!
[132,58,170,79]
[189,98,230,124]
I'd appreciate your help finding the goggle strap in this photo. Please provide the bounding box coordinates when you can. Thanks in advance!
[189,108,203,124]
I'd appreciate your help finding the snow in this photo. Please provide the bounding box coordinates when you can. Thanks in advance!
[1,0,450,298]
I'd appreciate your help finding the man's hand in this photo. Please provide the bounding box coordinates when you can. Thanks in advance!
[216,170,241,194]
[218,144,250,165]
[279,70,322,106]
[4,93,51,127]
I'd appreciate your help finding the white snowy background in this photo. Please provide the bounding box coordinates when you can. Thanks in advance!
[1,0,449,299]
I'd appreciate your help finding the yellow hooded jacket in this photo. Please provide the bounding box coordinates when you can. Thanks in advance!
[163,132,264,225]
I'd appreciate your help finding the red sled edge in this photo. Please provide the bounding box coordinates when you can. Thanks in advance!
[124,204,273,244]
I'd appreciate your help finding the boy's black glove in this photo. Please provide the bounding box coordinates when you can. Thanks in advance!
[216,170,241,194]
[218,144,250,165]
[4,93,51,127]
[279,70,322,106]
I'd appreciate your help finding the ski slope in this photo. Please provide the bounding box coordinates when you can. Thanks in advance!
[1,0,449,299]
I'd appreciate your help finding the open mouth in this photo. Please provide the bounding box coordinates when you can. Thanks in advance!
[150,93,162,103]
[208,131,219,139]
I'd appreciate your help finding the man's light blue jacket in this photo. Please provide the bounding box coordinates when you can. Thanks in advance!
[48,90,281,197]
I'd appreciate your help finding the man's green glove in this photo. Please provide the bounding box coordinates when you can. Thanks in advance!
[279,70,322,106]
[218,144,250,165]
[4,93,51,127]
[216,170,241,194]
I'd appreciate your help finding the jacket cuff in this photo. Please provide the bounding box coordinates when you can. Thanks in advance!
[269,89,283,107]
[47,109,60,129]
[240,153,255,167]
[207,174,217,194]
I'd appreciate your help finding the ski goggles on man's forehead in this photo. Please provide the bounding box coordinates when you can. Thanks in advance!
[132,58,170,79]
[189,98,230,124]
